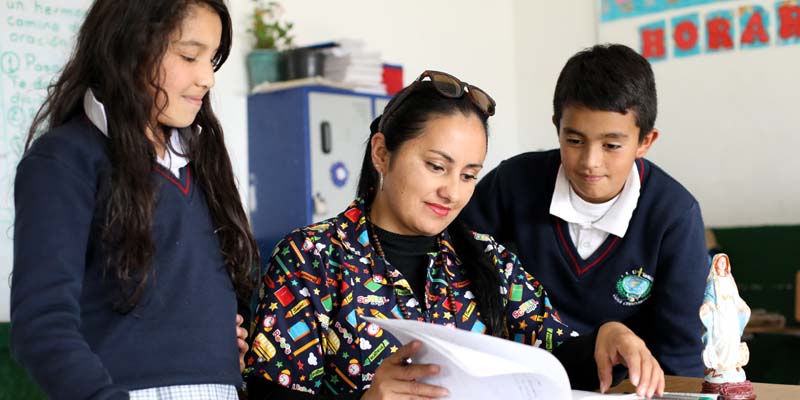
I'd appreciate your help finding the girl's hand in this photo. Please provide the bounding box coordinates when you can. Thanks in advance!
[362,340,449,400]
[236,314,248,372]
[595,322,664,399]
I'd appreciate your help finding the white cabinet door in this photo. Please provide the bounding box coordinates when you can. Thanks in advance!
[308,92,373,222]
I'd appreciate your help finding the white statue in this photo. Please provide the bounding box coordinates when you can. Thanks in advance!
[699,253,751,383]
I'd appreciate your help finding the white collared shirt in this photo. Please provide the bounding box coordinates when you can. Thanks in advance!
[83,89,197,178]
[549,163,641,259]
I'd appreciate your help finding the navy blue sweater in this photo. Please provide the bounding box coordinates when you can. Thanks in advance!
[11,117,241,399]
[462,150,709,377]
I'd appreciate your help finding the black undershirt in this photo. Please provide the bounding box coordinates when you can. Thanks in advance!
[245,228,621,399]
[372,224,438,303]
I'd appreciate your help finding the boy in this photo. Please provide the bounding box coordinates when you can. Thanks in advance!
[462,44,708,377]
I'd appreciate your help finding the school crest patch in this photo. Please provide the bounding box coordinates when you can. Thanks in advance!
[613,267,653,306]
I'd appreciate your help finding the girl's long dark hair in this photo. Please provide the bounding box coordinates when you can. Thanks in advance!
[357,82,506,337]
[25,0,259,313]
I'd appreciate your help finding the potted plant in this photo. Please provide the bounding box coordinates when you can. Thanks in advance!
[247,0,294,88]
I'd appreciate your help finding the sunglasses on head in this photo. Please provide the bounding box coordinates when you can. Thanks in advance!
[377,70,496,133]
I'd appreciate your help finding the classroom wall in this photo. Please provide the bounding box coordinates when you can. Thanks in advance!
[219,0,526,208]
[0,1,577,321]
[512,1,598,152]
[219,0,600,224]
[597,0,800,227]
[7,1,793,323]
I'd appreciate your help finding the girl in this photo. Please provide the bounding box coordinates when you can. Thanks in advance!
[11,1,258,399]
[243,71,665,399]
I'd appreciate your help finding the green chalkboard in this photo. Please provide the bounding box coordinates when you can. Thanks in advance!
[713,225,800,327]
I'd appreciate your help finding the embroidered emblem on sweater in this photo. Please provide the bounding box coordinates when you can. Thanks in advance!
[613,267,653,306]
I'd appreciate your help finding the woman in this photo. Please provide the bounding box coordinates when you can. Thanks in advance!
[244,71,664,399]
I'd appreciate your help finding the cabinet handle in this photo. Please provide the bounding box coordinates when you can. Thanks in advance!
[321,121,332,154]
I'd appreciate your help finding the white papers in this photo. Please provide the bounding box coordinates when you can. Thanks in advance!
[364,317,692,400]
[363,316,571,400]
[572,392,641,399]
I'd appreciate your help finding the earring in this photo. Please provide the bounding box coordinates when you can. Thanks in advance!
[378,172,384,191]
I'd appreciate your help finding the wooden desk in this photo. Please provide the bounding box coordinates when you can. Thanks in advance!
[608,375,800,399]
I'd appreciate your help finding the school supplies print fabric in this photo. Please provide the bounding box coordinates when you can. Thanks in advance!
[243,198,576,396]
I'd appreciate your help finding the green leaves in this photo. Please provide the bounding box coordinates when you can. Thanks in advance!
[249,0,294,50]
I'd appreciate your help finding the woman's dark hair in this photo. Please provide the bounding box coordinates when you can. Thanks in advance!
[25,0,259,313]
[356,82,507,337]
[553,43,657,142]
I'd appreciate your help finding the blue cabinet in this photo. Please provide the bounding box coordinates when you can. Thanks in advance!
[248,86,391,254]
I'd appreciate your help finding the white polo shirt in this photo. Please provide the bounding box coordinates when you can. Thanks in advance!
[549,163,640,259]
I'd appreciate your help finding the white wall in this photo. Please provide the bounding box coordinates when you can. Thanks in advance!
[219,0,601,223]
[597,0,800,227]
[0,0,541,321]
[6,0,795,320]
[218,0,524,207]
[512,0,598,152]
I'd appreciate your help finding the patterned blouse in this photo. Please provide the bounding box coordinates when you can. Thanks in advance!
[243,198,577,396]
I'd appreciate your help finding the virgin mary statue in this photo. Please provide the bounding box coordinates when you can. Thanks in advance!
[699,253,751,383]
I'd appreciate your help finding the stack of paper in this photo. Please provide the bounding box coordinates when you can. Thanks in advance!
[363,317,716,400]
[323,39,386,95]
[363,316,571,399]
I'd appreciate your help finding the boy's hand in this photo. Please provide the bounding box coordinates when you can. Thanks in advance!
[236,314,248,372]
[596,321,664,399]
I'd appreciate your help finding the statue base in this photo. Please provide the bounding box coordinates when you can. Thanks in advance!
[702,380,757,400]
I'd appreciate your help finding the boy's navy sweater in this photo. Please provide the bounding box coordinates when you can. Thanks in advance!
[11,117,241,400]
[462,150,709,377]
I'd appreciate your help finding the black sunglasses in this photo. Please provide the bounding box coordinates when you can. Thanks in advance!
[377,70,496,133]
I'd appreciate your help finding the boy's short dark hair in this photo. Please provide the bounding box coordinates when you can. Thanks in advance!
[552,43,657,142]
